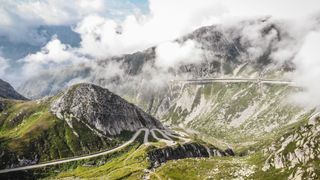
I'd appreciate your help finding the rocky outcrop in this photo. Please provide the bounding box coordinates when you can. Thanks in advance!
[0,79,27,100]
[51,83,164,136]
[0,150,39,170]
[148,143,234,167]
[262,114,320,179]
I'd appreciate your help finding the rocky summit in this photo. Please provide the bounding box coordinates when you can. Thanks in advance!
[0,79,27,100]
[51,83,163,136]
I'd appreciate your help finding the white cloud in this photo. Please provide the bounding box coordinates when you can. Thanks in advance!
[216,0,320,20]
[0,0,106,44]
[22,37,89,78]
[1,0,320,55]
[69,0,320,60]
[1,0,320,102]
[71,0,227,58]
[155,40,203,69]
[74,15,119,58]
[2,0,106,25]
[291,31,320,107]
[24,38,73,64]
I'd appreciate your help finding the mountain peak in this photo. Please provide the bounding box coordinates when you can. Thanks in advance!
[51,83,163,135]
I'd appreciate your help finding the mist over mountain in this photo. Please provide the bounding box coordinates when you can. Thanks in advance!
[16,18,308,103]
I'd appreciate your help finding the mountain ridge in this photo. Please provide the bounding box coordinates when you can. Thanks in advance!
[18,18,288,100]
[51,83,164,136]
[0,79,27,100]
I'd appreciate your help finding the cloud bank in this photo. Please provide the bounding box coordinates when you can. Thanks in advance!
[155,40,203,69]
[1,0,320,107]
[291,31,320,108]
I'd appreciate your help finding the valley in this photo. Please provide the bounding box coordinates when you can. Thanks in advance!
[1,77,319,179]
[0,14,319,179]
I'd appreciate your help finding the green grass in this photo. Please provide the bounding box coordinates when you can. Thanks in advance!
[0,98,131,168]
[151,151,298,180]
[161,82,308,151]
[151,156,254,180]
[54,144,152,179]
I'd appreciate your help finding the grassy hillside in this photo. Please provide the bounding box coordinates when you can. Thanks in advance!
[18,116,319,180]
[54,144,151,179]
[0,98,130,169]
[159,82,312,150]
[151,117,320,180]
[1,81,318,180]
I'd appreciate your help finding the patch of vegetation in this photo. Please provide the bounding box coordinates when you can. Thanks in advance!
[51,144,153,179]
[151,156,253,180]
[161,82,308,153]
[0,99,131,169]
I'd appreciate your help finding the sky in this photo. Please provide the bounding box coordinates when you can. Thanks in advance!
[0,0,320,106]
[0,0,319,53]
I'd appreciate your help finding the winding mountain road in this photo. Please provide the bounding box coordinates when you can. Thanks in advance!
[0,128,149,174]
[152,129,172,141]
[143,128,150,144]
[162,130,191,143]
[150,129,176,146]
[0,128,185,174]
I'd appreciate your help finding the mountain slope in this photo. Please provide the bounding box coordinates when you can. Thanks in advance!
[0,79,27,100]
[51,83,163,136]
[262,115,320,179]
[148,115,320,180]
[18,18,287,100]
[158,81,311,150]
[0,83,163,169]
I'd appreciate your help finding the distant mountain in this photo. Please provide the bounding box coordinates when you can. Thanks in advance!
[18,18,289,100]
[0,79,27,100]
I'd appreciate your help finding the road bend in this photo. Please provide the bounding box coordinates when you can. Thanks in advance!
[152,129,172,141]
[0,128,148,174]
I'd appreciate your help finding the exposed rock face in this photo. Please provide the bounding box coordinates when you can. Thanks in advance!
[0,79,27,100]
[263,115,320,179]
[51,83,163,136]
[0,152,39,170]
[148,143,233,167]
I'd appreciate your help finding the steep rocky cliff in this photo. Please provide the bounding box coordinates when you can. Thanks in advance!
[51,83,163,136]
[0,79,27,100]
[148,143,234,168]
